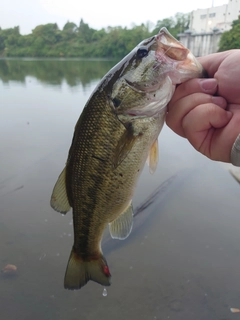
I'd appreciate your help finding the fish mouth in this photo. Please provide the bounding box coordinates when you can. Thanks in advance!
[156,27,204,80]
[157,27,189,61]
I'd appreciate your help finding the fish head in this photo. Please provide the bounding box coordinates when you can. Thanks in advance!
[110,27,205,117]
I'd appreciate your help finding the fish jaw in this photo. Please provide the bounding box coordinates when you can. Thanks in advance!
[156,27,205,84]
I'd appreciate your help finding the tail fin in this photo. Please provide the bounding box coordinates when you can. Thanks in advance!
[64,249,111,290]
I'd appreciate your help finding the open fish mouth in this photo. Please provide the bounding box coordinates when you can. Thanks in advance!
[154,28,204,83]
[156,27,189,61]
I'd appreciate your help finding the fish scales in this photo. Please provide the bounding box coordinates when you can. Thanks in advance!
[50,27,205,290]
[66,90,164,254]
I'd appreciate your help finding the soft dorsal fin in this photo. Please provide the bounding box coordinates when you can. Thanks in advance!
[146,139,159,174]
[109,202,133,240]
[50,167,71,214]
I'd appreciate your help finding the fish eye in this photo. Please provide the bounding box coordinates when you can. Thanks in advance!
[136,47,148,59]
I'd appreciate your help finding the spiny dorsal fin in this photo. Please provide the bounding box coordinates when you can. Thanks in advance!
[50,167,71,214]
[146,139,158,174]
[109,202,133,240]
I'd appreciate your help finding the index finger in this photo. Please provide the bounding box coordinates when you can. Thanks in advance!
[198,51,233,77]
[169,78,218,106]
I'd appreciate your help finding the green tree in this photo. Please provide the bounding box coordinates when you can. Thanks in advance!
[151,12,189,39]
[91,28,107,42]
[78,19,94,42]
[0,13,189,58]
[0,26,22,56]
[32,23,61,45]
[62,21,77,41]
[152,17,175,34]
[218,16,240,51]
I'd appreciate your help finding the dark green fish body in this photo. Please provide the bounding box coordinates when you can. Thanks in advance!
[51,28,205,290]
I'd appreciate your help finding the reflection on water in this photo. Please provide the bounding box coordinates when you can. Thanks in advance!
[0,58,116,87]
[1,59,240,320]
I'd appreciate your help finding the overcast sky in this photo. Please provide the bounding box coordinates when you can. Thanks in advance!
[1,0,228,35]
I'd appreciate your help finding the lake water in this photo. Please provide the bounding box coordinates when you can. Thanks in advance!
[1,58,240,320]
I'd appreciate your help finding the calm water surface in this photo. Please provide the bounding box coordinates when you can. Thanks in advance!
[1,59,240,320]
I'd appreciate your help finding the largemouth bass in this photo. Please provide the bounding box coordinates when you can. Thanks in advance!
[51,28,205,290]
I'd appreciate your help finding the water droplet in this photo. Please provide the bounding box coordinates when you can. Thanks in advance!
[39,253,46,261]
[102,288,107,297]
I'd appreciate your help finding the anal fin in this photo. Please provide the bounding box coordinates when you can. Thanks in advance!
[109,202,133,240]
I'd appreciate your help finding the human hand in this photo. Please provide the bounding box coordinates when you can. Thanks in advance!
[166,50,240,163]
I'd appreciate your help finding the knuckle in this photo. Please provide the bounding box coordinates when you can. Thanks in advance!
[192,93,212,106]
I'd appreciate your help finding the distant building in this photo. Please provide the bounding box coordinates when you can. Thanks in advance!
[179,30,222,56]
[190,0,240,33]
[179,0,240,56]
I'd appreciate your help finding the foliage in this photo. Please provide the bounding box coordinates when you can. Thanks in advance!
[0,14,188,59]
[151,12,190,39]
[218,16,240,51]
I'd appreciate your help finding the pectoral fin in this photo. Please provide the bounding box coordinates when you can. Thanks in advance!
[113,125,137,169]
[50,167,71,214]
[109,202,133,240]
[147,139,159,174]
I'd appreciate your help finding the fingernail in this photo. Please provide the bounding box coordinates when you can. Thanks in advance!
[200,79,217,91]
[212,96,226,108]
